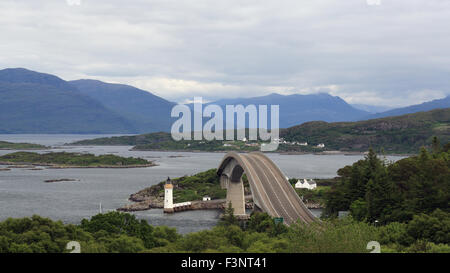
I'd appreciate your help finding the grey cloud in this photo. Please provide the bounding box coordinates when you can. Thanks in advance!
[0,0,449,105]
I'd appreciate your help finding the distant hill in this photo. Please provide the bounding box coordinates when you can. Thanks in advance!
[351,104,393,114]
[366,96,450,119]
[70,79,176,133]
[72,108,450,154]
[194,93,370,128]
[0,68,135,133]
[281,108,450,153]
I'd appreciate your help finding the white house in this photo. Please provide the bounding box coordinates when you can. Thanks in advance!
[295,179,317,190]
[316,143,325,148]
[202,196,211,201]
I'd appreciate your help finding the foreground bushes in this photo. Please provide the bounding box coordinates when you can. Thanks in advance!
[1,210,448,253]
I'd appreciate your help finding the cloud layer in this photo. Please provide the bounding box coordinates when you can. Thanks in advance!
[1,0,449,106]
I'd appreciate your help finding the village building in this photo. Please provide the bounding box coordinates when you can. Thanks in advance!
[294,179,317,190]
[202,196,211,201]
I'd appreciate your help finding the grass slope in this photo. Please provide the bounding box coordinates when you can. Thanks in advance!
[0,141,47,150]
[281,108,450,153]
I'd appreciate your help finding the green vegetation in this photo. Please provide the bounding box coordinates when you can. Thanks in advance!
[0,212,178,253]
[134,140,261,152]
[1,209,447,253]
[170,169,226,202]
[0,141,47,150]
[132,169,226,203]
[71,108,450,154]
[0,151,151,167]
[281,108,450,153]
[72,132,261,152]
[72,132,174,146]
[323,142,450,224]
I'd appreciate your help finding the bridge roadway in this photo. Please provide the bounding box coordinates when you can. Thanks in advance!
[217,152,317,225]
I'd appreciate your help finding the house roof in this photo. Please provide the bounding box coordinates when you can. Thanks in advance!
[296,179,316,185]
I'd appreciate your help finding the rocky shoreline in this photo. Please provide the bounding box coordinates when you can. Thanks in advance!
[118,196,255,212]
[118,191,323,212]
[128,147,411,157]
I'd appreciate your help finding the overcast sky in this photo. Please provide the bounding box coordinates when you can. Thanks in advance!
[0,0,449,106]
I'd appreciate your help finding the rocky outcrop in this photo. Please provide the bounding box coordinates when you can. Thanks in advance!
[44,178,79,183]
[118,195,254,212]
[304,202,323,209]
[117,200,162,212]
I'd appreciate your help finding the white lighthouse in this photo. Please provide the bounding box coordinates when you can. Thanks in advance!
[164,177,174,213]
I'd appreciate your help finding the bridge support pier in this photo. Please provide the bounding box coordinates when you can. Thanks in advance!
[226,178,246,216]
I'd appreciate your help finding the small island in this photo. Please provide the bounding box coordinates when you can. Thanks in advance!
[118,169,332,212]
[0,151,155,168]
[0,141,48,150]
[119,169,227,211]
[44,178,79,183]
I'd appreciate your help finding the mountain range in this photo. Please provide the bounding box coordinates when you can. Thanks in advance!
[367,96,450,119]
[0,68,449,133]
[194,93,370,129]
[0,68,134,133]
[69,79,175,133]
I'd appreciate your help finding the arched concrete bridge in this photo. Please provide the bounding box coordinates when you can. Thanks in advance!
[217,152,316,225]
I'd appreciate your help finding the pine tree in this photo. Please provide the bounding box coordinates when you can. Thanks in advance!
[431,136,441,154]
[221,202,238,226]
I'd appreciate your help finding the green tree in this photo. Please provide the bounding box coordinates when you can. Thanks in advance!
[349,199,367,221]
[80,211,166,249]
[406,209,450,244]
[220,202,238,226]
[431,136,441,154]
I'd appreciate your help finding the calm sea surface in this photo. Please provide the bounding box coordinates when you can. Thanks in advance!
[0,134,405,233]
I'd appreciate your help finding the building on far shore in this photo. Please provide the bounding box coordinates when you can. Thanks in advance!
[203,196,211,201]
[295,179,317,190]
[245,143,259,147]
